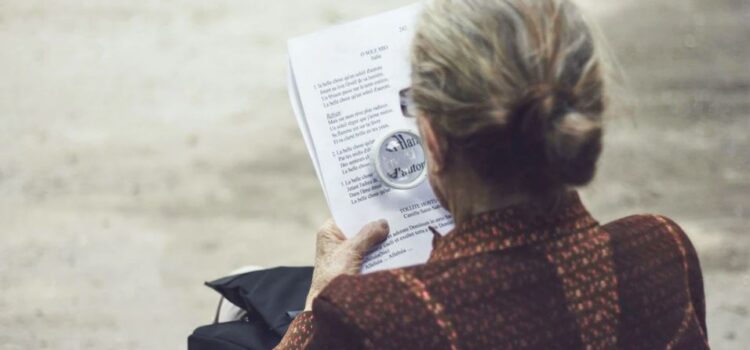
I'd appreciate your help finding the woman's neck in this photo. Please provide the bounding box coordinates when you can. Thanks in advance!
[442,173,534,227]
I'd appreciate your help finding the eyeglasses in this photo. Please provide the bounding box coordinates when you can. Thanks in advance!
[399,87,417,118]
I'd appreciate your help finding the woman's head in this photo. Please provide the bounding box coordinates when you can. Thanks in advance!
[411,0,605,202]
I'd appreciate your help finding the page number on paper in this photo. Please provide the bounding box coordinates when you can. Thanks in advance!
[399,25,408,33]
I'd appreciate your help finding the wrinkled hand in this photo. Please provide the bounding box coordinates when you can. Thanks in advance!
[304,219,389,311]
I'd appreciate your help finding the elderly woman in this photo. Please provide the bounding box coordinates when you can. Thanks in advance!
[276,0,708,349]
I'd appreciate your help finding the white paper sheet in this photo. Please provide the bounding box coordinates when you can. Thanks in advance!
[287,4,454,272]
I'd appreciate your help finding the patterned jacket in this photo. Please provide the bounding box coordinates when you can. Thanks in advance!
[277,192,709,349]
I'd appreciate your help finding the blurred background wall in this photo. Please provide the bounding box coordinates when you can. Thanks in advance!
[0,0,747,349]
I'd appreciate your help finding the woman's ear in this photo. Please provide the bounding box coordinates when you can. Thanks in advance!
[417,116,447,174]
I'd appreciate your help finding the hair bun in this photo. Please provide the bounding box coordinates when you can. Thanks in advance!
[545,111,602,186]
[511,86,602,188]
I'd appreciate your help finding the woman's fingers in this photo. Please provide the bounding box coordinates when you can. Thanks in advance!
[315,219,345,255]
[316,219,345,243]
[350,219,390,256]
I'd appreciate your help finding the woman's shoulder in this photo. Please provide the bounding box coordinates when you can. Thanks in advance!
[601,213,701,273]
[601,214,708,342]
[601,213,704,305]
[602,213,697,257]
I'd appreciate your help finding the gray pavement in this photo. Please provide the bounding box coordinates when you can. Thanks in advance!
[0,0,748,349]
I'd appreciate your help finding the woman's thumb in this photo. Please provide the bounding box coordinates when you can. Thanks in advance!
[350,219,390,255]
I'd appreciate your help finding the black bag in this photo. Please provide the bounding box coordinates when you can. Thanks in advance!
[188,266,313,350]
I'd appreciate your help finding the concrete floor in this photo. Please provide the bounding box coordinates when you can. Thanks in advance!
[0,0,748,349]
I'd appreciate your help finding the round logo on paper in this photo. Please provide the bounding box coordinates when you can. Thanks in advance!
[372,130,427,189]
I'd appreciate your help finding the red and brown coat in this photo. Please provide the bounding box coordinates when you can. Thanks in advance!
[277,193,708,349]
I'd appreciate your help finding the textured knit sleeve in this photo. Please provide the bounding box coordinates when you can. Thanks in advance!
[657,215,708,339]
[686,236,707,339]
[273,298,366,350]
[306,297,367,350]
[274,311,315,349]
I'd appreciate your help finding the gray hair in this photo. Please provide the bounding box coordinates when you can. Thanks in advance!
[411,0,606,191]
